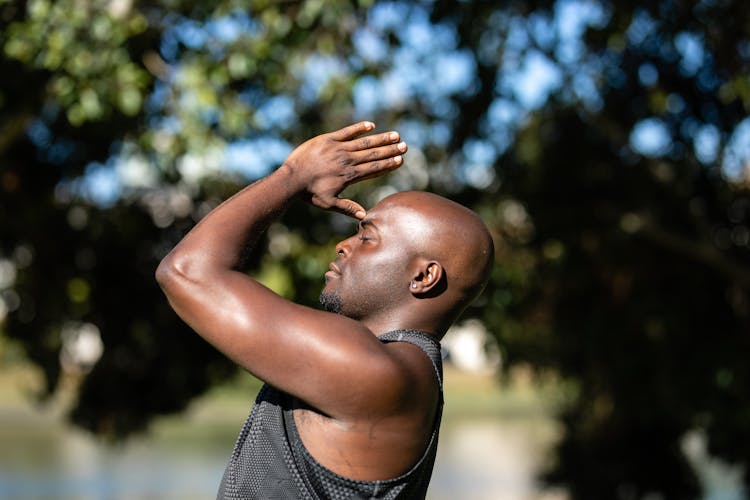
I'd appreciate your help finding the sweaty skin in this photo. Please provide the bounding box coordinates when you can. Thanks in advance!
[156,121,494,481]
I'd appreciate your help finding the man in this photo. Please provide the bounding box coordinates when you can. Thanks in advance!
[156,121,494,499]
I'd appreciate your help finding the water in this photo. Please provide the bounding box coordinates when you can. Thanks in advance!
[1,367,744,500]
[1,403,228,499]
[0,393,562,499]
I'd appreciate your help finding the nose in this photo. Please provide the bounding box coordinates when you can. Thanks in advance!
[335,236,354,257]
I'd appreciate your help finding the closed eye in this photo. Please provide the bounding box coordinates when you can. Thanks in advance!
[356,219,378,243]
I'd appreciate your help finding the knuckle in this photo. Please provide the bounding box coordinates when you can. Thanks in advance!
[338,155,354,167]
[360,137,371,148]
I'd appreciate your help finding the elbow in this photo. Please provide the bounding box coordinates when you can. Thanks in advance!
[155,251,199,294]
[155,253,180,293]
[156,247,224,305]
[155,255,175,290]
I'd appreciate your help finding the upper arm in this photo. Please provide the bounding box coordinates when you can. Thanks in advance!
[156,259,410,420]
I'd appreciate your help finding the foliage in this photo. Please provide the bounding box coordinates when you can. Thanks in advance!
[2,0,750,497]
[0,0,372,434]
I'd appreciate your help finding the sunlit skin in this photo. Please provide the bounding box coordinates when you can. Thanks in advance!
[156,121,494,481]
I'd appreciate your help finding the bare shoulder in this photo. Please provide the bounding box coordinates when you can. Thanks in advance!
[292,340,441,481]
[383,340,440,410]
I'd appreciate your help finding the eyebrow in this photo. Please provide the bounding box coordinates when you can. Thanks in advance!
[358,219,379,231]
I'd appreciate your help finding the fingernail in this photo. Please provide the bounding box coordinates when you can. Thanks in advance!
[389,132,399,141]
[355,210,366,219]
[397,141,407,152]
[365,121,375,130]
[394,155,402,164]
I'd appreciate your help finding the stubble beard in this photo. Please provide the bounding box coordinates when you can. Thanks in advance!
[319,290,344,315]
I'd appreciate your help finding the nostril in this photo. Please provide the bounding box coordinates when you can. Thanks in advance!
[335,238,352,256]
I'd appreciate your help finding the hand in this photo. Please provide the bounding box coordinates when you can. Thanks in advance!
[282,121,407,219]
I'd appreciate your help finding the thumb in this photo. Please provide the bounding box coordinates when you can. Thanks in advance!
[330,197,367,219]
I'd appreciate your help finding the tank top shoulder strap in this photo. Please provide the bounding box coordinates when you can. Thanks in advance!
[378,329,443,388]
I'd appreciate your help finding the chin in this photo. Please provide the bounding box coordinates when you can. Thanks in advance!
[319,290,343,315]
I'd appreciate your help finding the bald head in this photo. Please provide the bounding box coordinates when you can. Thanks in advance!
[323,190,494,336]
[373,191,494,316]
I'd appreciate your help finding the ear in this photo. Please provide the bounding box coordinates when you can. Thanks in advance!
[410,261,444,296]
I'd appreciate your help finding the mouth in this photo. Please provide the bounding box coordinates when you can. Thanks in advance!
[324,262,342,281]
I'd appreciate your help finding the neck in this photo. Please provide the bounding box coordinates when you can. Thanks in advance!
[360,310,445,339]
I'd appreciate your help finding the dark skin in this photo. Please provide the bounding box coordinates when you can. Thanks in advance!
[156,121,494,481]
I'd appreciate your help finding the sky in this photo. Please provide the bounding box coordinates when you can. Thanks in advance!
[60,0,750,207]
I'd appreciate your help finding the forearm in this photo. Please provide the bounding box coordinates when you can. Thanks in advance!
[156,121,404,333]
[157,164,299,281]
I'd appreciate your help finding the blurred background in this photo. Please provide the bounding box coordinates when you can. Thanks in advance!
[1,0,749,498]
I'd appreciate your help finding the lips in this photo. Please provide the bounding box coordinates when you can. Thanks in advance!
[324,262,342,283]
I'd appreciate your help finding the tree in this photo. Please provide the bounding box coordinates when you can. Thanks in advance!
[2,0,750,496]
[0,0,373,435]
[429,1,750,497]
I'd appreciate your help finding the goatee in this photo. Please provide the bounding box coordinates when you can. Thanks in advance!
[319,290,343,315]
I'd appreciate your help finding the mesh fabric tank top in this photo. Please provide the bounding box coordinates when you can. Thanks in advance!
[216,329,444,500]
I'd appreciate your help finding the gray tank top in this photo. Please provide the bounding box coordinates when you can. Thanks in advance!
[217,329,444,499]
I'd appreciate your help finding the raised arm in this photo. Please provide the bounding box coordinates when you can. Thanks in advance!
[155,122,409,418]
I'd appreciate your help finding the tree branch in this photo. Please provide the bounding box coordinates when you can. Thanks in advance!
[621,213,750,289]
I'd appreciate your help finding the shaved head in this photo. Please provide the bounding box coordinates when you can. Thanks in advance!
[322,190,494,337]
[375,191,495,310]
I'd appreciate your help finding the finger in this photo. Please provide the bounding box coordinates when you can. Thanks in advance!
[329,121,376,142]
[349,141,407,164]
[352,155,404,183]
[329,197,367,219]
[343,131,400,152]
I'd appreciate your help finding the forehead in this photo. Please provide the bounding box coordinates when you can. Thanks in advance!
[364,198,432,235]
